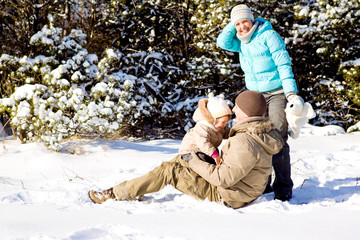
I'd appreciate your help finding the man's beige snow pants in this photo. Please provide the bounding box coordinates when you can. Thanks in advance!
[112,154,221,203]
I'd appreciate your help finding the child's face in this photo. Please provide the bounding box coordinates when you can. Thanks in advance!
[214,115,229,131]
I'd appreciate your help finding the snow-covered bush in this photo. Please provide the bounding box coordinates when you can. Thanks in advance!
[291,0,360,128]
[4,0,359,149]
[339,59,360,106]
[0,21,204,150]
[0,24,90,149]
[309,74,359,129]
[97,47,199,136]
[0,24,131,150]
[347,121,360,133]
[187,0,245,96]
[293,0,360,62]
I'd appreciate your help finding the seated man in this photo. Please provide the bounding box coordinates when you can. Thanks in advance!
[89,91,284,208]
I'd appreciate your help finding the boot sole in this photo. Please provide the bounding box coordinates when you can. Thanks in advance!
[88,190,101,204]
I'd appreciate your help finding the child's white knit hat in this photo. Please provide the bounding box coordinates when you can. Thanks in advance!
[207,93,232,119]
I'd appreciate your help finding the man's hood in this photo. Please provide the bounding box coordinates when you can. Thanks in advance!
[230,117,284,155]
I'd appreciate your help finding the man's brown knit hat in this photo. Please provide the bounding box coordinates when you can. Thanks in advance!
[235,91,267,117]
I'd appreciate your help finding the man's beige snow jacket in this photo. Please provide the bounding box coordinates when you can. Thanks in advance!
[189,116,284,208]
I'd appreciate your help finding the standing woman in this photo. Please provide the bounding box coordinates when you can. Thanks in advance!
[217,4,302,201]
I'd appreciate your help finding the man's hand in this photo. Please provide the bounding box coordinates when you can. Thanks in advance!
[181,153,192,162]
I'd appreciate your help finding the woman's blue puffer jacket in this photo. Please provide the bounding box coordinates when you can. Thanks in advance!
[217,18,298,95]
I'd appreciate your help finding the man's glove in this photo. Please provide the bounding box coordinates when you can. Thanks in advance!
[181,153,193,162]
[180,152,216,165]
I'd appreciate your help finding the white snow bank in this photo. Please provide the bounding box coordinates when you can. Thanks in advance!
[0,124,360,239]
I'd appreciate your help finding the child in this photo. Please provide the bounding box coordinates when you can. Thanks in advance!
[179,93,232,165]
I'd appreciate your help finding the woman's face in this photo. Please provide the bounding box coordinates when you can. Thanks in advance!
[234,18,254,36]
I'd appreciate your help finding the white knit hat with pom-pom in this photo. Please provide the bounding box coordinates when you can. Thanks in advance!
[231,4,254,26]
[206,93,232,120]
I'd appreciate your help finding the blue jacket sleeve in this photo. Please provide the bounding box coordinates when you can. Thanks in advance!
[216,22,241,52]
[266,31,298,95]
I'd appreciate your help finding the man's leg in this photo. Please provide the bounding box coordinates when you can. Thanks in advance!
[92,155,220,203]
[264,92,293,201]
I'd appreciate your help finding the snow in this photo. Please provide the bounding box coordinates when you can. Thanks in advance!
[1,124,360,239]
[347,121,360,132]
[12,84,47,101]
[124,79,134,88]
[144,52,163,65]
[92,82,108,95]
[87,54,98,64]
[105,48,118,60]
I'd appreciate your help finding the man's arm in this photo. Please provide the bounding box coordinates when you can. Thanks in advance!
[189,140,256,188]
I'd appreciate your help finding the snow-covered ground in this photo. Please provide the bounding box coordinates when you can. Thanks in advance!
[1,124,360,240]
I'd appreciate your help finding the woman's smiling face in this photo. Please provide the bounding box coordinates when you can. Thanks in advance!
[234,18,254,36]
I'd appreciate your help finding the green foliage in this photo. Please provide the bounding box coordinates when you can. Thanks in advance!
[186,0,244,98]
[1,0,360,147]
[0,24,118,149]
[291,0,360,127]
[339,60,360,106]
[294,0,360,62]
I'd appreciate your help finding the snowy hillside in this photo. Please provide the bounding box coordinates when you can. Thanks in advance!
[1,124,360,240]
